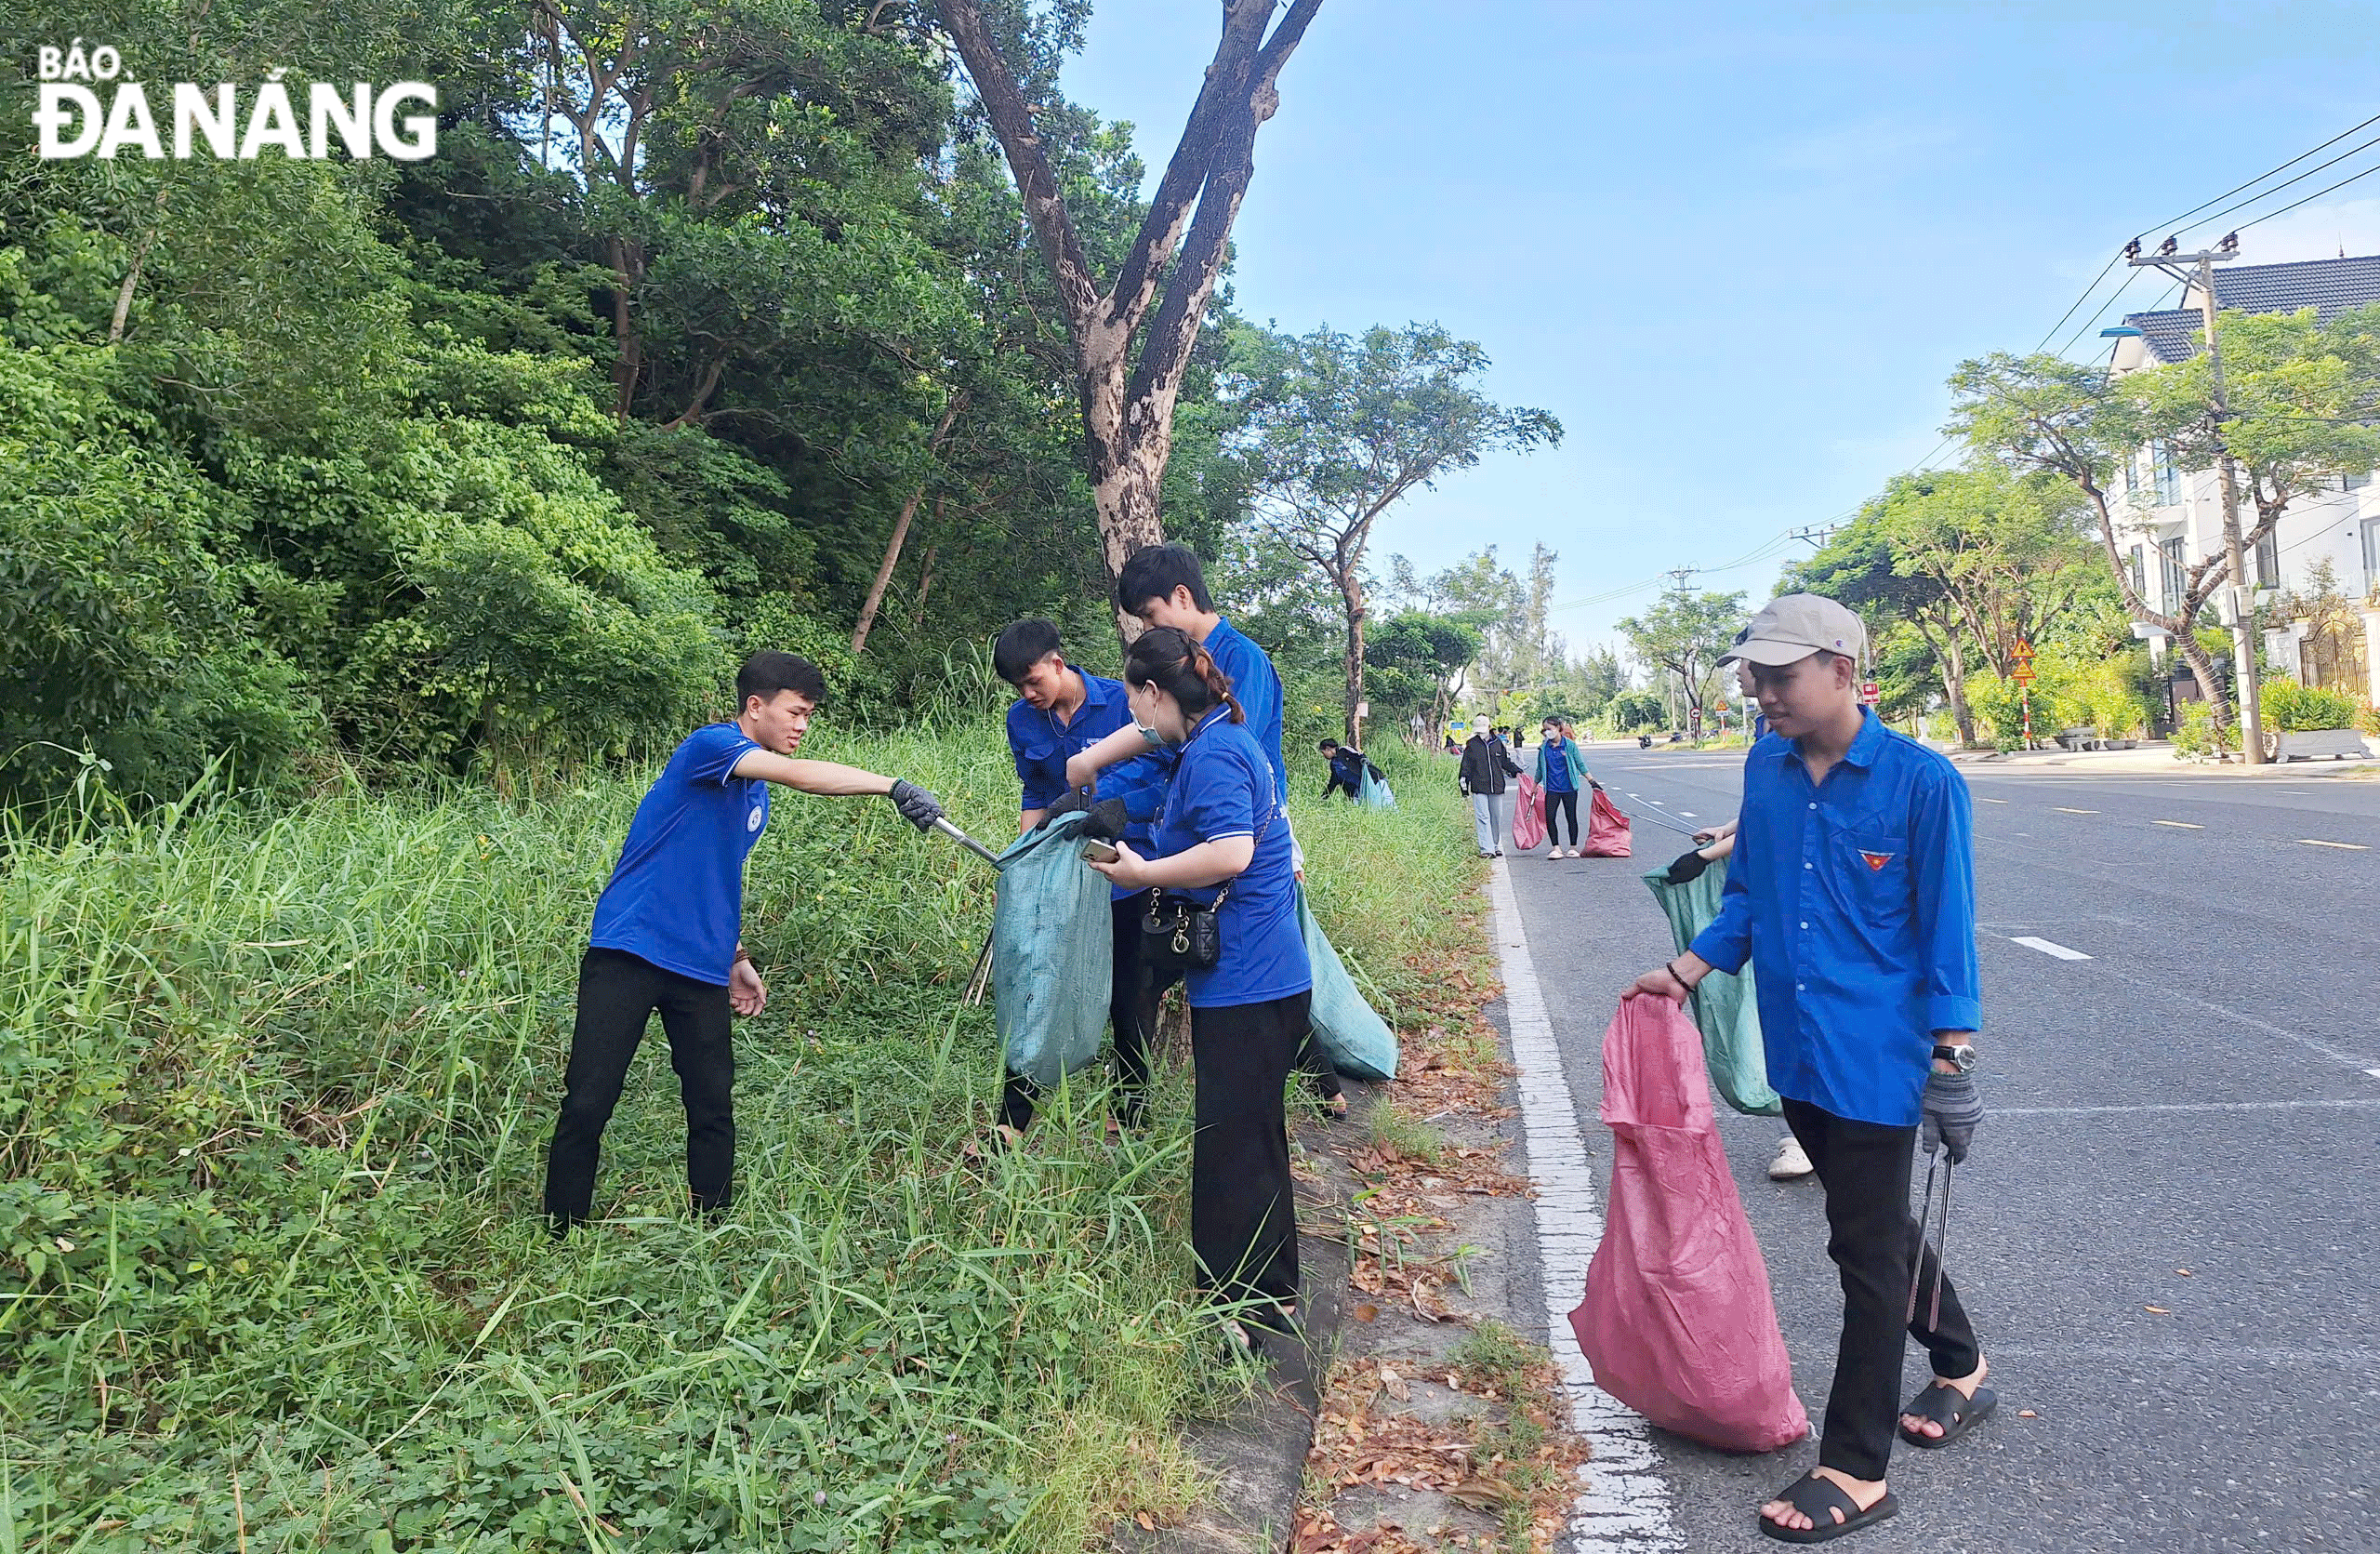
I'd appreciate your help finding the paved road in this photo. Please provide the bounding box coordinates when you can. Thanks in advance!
[1502,743,2380,1553]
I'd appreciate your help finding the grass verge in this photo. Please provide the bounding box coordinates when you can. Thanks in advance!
[1,724,1472,1551]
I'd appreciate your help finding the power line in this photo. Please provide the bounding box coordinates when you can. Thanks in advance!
[2230,156,2380,235]
[2030,110,2380,352]
[2168,128,2380,245]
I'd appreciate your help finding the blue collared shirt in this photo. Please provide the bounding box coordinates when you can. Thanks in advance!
[1689,710,1981,1127]
[1005,666,1169,857]
[1200,617,1286,798]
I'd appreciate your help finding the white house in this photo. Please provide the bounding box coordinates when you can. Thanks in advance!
[2102,253,2380,705]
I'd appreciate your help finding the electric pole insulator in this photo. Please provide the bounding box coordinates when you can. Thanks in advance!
[2158,234,2178,257]
[2122,238,2141,259]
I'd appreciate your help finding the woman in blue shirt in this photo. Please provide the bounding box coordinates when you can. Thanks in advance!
[1089,627,1312,1343]
[1533,717,1593,857]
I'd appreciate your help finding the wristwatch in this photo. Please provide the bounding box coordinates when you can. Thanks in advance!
[1931,1042,1977,1073]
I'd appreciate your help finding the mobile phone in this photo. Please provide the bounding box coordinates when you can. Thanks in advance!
[1080,840,1120,864]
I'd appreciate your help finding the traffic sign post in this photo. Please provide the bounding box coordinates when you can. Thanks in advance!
[1859,680,1881,706]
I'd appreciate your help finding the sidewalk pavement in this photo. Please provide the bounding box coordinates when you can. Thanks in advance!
[1942,738,2380,775]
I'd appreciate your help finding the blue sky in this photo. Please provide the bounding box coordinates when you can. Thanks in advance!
[1061,0,2380,660]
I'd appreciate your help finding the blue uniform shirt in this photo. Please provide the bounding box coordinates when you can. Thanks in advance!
[1540,737,1580,792]
[1006,667,1169,898]
[1154,711,1311,1009]
[589,723,768,985]
[1200,617,1286,798]
[1688,710,1981,1127]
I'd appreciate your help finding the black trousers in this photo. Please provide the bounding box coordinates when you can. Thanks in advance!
[1544,789,1580,846]
[544,947,734,1228]
[1002,897,1164,1130]
[1190,990,1310,1317]
[1323,777,1359,802]
[1781,1097,1983,1482]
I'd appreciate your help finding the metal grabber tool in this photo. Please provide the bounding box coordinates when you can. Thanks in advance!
[925,817,1006,1005]
[1906,1153,1956,1330]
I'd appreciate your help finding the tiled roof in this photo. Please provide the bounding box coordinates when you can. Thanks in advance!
[2123,253,2380,363]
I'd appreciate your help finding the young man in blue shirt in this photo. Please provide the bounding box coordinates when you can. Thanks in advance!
[1068,543,1346,1117]
[1633,594,1990,1544]
[994,618,1170,1132]
[544,651,947,1234]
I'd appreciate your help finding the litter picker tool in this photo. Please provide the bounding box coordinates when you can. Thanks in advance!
[932,816,1007,870]
[1906,1155,1955,1331]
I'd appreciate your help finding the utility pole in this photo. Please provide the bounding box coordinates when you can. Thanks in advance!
[1789,523,1844,549]
[2129,237,2264,763]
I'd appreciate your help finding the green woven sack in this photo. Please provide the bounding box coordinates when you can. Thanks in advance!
[1640,864,1780,1117]
[990,813,1112,1088]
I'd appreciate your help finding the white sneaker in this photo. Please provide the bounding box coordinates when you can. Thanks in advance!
[1769,1136,1815,1180]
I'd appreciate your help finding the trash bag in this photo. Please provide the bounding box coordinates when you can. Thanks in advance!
[1511,775,1546,851]
[1297,886,1397,1080]
[989,811,1112,1088]
[1581,788,1633,857]
[1641,864,1780,1117]
[1357,764,1398,809]
[1569,995,1808,1453]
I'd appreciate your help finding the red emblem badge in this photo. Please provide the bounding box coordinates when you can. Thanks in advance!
[1858,850,1893,871]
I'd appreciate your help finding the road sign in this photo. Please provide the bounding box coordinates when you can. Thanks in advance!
[2013,667,2037,684]
[1859,680,1881,705]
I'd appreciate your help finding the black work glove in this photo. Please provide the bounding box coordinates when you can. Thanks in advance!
[1920,1069,1982,1164]
[887,779,945,832]
[1034,787,1091,830]
[1663,848,1712,885]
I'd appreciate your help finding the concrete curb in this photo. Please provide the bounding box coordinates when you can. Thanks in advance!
[1134,1096,1361,1554]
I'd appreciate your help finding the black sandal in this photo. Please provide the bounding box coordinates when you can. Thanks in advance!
[1897,1379,1997,1449]
[1756,1472,1897,1544]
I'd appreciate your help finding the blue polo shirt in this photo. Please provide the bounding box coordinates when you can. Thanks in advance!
[1154,711,1310,1009]
[1688,711,1980,1127]
[589,723,767,985]
[1200,617,1286,798]
[1006,667,1169,897]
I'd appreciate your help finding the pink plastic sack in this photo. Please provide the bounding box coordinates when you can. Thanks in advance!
[1512,775,1545,851]
[1581,788,1633,857]
[1568,995,1809,1453]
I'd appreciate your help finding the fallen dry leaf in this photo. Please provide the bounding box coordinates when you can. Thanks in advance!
[1354,1303,1380,1322]
[1134,1511,1155,1531]
[2176,1268,2192,1276]
[2018,1409,2038,1418]
[2145,1305,2170,1314]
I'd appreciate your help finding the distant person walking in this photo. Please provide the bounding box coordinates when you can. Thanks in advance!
[1533,717,1592,858]
[1630,595,1990,1543]
[1459,724,1520,857]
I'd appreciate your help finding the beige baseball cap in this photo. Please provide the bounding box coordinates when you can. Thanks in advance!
[1718,593,1867,668]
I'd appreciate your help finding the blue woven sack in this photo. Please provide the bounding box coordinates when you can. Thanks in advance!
[1297,886,1397,1081]
[991,813,1112,1088]
[1357,766,1397,809]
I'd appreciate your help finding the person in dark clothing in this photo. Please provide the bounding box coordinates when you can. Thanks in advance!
[1458,727,1521,857]
[1317,738,1368,801]
[544,651,947,1234]
[995,618,1171,1135]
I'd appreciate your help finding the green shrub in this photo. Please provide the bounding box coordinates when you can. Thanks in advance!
[2357,698,2380,737]
[2258,678,2361,733]
[2172,699,2235,758]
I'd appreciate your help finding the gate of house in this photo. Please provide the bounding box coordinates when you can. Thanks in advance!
[2299,611,2370,697]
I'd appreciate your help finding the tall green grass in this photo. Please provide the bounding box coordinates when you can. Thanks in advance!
[0,724,1476,1551]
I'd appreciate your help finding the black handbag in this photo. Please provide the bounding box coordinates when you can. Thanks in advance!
[1142,881,1228,976]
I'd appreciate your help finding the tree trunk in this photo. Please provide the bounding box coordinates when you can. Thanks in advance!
[1334,564,1368,745]
[2172,630,2228,731]
[606,234,644,423]
[908,537,938,632]
[850,395,962,653]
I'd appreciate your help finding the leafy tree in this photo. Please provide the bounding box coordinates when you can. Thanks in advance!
[1615,588,1749,735]
[935,0,1324,610]
[1366,610,1484,743]
[1227,322,1560,741]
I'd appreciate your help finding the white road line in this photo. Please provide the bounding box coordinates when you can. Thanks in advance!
[2009,936,2093,961]
[1995,1098,2380,1116]
[1677,812,1697,818]
[2052,806,2099,815]
[1977,797,2010,804]
[2366,1069,2380,1081]
[2153,820,2203,829]
[2297,838,2369,850]
[1486,860,1681,1551]
[2091,963,2377,1069]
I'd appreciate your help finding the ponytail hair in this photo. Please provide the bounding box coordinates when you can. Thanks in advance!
[1124,626,1245,724]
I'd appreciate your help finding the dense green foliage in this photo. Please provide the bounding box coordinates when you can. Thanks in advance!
[0,724,1479,1550]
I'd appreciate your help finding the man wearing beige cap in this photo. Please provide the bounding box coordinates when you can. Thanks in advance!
[1631,592,1990,1543]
